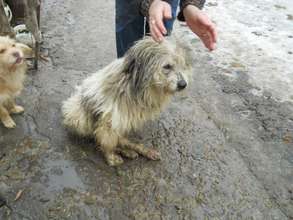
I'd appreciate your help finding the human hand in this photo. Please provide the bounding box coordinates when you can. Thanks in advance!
[183,5,217,50]
[148,0,172,42]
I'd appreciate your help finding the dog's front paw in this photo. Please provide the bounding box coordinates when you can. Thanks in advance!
[10,105,24,114]
[105,153,124,166]
[2,117,16,128]
[146,149,161,161]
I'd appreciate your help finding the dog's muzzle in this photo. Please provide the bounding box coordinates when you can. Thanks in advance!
[177,73,187,91]
[177,80,187,90]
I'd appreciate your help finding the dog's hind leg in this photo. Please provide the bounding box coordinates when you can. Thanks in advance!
[0,105,16,128]
[94,125,124,166]
[6,98,24,114]
[119,137,161,161]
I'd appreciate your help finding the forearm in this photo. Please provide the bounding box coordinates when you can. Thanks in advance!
[178,0,206,21]
[140,0,171,17]
[140,0,205,22]
[140,0,154,17]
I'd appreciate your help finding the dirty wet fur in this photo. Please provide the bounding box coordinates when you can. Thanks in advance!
[0,36,31,129]
[62,37,192,166]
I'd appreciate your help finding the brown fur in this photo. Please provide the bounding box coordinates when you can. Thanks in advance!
[0,36,31,128]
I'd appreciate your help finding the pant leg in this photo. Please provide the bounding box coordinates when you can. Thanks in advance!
[115,0,145,58]
[164,0,180,34]
[115,17,145,58]
[115,0,179,58]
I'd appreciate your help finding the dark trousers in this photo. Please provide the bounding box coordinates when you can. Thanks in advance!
[115,0,179,57]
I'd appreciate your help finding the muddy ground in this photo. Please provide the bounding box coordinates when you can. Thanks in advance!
[0,0,292,219]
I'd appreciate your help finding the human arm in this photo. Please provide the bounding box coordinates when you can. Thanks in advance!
[140,0,217,50]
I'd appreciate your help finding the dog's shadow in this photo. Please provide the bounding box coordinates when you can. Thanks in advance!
[64,131,101,164]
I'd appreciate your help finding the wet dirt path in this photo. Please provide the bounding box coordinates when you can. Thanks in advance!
[1,0,292,219]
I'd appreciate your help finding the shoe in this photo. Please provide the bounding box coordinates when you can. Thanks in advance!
[4,3,12,22]
[14,24,36,48]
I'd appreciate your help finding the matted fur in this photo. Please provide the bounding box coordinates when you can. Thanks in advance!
[0,36,31,128]
[62,37,192,166]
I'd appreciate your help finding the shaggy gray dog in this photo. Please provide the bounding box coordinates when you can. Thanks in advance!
[62,37,192,166]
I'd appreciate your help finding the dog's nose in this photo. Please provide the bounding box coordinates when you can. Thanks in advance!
[12,52,20,58]
[177,80,187,90]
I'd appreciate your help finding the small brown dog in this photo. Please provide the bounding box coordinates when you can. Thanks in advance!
[0,36,31,128]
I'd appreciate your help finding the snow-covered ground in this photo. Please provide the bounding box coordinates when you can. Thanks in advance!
[185,0,293,102]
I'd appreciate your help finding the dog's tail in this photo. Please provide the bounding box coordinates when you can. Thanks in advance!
[62,89,93,137]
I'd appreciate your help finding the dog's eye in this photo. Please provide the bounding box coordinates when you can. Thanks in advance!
[0,49,6,54]
[163,64,173,70]
[12,44,15,47]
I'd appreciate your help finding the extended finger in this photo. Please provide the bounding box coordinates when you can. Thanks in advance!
[155,16,167,35]
[153,25,164,42]
[208,23,217,43]
[207,31,216,50]
[199,32,214,51]
[150,21,163,42]
[149,18,159,41]
[150,26,159,42]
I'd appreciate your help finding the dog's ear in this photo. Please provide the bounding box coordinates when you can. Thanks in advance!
[16,43,33,58]
[124,57,136,77]
[123,52,153,98]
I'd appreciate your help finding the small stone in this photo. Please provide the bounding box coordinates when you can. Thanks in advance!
[287,14,293,20]
[84,194,96,205]
[207,2,218,7]
[252,31,262,36]
[263,91,272,99]
[175,205,181,210]
[283,135,292,144]
[274,5,286,10]
[40,198,50,203]
[230,62,245,68]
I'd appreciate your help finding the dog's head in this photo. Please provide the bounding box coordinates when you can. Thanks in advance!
[0,36,32,71]
[123,36,193,97]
